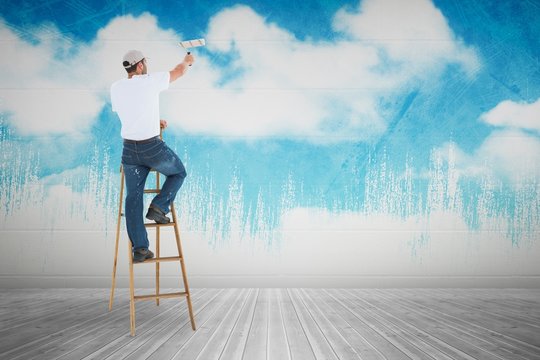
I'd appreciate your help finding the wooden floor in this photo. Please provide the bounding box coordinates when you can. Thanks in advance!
[0,288,539,360]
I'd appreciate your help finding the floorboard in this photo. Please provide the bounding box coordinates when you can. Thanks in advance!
[0,288,538,360]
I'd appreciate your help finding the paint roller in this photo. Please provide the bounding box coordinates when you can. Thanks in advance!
[179,38,206,66]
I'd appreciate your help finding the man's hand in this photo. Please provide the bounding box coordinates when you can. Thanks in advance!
[184,53,195,66]
[160,119,168,129]
[169,54,195,82]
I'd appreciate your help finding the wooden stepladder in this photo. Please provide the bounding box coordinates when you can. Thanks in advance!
[108,149,196,336]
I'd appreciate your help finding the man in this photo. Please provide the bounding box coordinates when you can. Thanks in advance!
[110,49,194,263]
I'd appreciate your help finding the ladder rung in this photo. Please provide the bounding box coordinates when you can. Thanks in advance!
[134,291,187,301]
[144,222,175,228]
[144,189,160,193]
[134,256,181,264]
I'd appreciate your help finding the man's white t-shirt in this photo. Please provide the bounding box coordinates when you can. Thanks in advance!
[111,72,170,140]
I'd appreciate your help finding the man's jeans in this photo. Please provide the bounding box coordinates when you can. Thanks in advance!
[121,137,186,250]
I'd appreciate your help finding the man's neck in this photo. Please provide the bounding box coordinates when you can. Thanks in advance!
[128,71,143,79]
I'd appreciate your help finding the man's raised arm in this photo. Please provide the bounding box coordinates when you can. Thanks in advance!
[169,53,195,82]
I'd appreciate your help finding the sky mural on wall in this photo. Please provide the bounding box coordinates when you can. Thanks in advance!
[1,0,539,250]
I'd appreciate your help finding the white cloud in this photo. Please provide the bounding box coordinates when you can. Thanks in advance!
[480,98,540,132]
[333,0,480,76]
[161,5,388,140]
[163,3,479,140]
[0,21,103,135]
[475,130,540,183]
[1,89,102,135]
[435,97,540,185]
[435,130,540,187]
[0,2,480,140]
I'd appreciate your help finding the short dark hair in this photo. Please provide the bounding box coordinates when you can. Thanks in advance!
[123,59,144,73]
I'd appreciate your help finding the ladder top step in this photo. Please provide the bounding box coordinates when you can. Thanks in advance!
[120,165,159,173]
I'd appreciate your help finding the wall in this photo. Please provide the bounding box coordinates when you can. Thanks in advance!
[1,0,539,288]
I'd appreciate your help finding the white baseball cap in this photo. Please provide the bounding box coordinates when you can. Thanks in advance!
[122,50,145,68]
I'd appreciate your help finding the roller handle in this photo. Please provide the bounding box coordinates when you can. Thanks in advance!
[188,51,192,66]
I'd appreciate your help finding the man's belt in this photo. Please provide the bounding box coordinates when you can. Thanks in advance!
[123,136,159,144]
